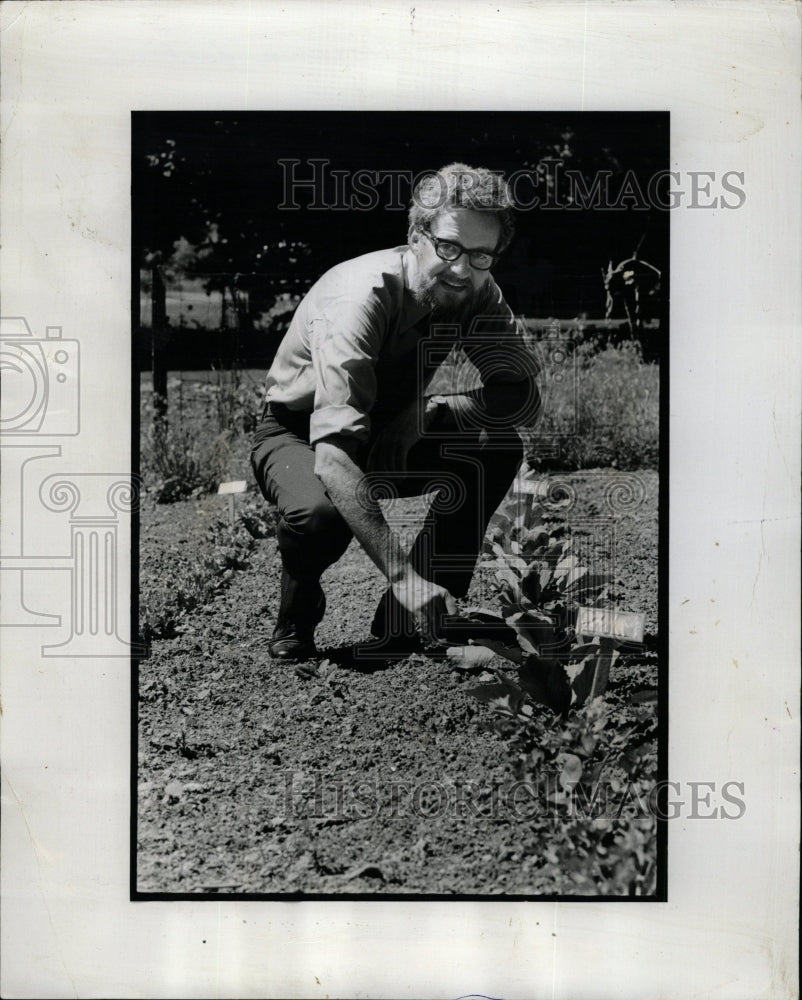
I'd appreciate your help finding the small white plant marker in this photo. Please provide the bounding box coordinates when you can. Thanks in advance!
[218,480,247,526]
[576,606,645,644]
[571,607,646,703]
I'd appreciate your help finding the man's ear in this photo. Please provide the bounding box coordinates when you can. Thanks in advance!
[408,226,421,248]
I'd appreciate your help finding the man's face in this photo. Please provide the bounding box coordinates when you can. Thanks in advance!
[408,208,502,321]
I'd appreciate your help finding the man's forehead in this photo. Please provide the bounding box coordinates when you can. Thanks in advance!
[430,207,501,247]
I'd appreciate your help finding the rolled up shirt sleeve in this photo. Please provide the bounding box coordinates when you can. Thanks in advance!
[308,300,385,447]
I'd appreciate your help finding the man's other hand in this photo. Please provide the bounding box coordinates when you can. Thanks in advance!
[365,398,431,474]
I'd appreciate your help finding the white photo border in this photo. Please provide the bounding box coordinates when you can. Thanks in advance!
[1,2,799,998]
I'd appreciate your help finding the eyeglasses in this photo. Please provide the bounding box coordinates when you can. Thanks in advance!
[421,227,499,271]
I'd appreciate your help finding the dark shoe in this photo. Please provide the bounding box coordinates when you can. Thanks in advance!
[268,624,317,661]
[269,569,325,660]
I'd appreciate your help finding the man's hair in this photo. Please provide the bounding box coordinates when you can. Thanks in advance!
[408,162,516,252]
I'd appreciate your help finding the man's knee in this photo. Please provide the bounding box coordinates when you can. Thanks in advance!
[280,495,348,541]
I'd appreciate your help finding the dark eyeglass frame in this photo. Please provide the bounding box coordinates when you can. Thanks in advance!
[421,227,500,271]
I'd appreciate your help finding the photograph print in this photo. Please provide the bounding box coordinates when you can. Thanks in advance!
[133,111,668,899]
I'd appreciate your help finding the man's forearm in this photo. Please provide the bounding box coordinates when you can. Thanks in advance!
[313,439,409,583]
[313,436,458,639]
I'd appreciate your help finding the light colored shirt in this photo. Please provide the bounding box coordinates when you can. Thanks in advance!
[263,246,534,446]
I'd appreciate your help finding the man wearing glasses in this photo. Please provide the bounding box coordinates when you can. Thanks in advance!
[251,162,540,661]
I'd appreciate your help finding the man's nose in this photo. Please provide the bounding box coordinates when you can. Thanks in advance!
[448,253,472,278]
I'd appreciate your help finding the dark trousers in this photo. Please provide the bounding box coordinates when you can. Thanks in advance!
[250,402,523,633]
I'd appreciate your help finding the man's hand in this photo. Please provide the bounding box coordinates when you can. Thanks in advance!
[391,568,458,643]
[365,396,442,473]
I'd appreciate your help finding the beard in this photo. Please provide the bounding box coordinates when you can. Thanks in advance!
[410,269,484,327]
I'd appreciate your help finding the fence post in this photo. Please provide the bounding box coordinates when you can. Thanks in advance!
[151,265,168,419]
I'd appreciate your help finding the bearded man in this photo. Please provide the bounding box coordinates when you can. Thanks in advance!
[251,162,540,660]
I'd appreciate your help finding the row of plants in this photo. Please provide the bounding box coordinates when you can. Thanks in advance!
[139,372,265,503]
[523,338,659,470]
[138,493,275,642]
[444,483,659,895]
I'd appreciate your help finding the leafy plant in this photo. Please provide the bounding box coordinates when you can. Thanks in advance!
[139,509,261,641]
[453,491,624,714]
[511,697,659,896]
[141,414,234,503]
[448,482,659,895]
[140,370,263,503]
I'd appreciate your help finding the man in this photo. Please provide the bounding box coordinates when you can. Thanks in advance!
[251,162,540,660]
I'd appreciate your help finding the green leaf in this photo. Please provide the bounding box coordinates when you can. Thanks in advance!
[499,601,527,618]
[518,656,571,714]
[463,679,525,718]
[508,555,529,575]
[490,540,508,560]
[493,565,522,594]
[520,567,541,604]
[519,525,549,552]
[564,564,589,590]
[566,572,614,597]
[508,609,559,656]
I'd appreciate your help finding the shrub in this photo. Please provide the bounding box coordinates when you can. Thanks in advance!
[140,370,263,503]
[524,339,659,470]
[141,412,235,503]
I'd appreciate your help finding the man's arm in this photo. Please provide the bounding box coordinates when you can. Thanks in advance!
[314,435,457,639]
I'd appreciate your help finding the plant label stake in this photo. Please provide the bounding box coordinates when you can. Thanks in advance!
[218,480,247,527]
[576,606,645,645]
[573,606,646,703]
[589,637,616,700]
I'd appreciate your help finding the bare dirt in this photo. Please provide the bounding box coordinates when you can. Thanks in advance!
[136,470,659,896]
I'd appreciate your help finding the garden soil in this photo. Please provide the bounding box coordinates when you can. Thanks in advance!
[137,470,659,895]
